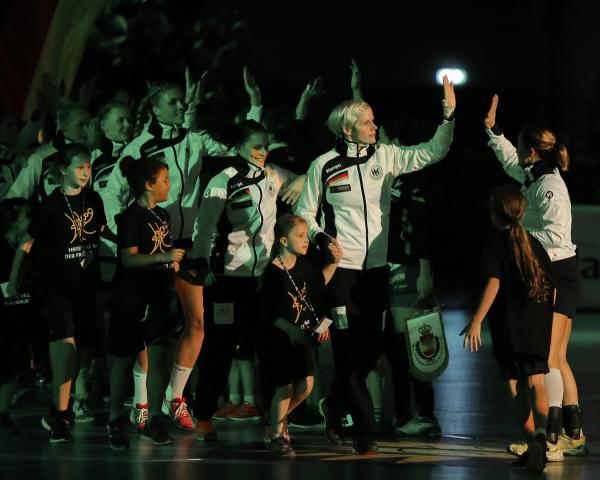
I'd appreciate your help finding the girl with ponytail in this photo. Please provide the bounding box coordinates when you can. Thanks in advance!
[461,185,554,472]
[483,96,585,460]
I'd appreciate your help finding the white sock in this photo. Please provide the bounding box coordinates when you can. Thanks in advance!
[133,367,148,406]
[544,368,564,408]
[229,394,241,405]
[244,395,257,405]
[166,363,193,400]
[75,367,89,400]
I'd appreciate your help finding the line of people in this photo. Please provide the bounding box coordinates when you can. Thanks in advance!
[0,63,586,470]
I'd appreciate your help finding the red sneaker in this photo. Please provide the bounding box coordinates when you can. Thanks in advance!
[161,397,195,430]
[212,402,240,420]
[229,402,261,421]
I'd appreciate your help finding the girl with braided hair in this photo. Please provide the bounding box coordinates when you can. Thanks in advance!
[462,185,553,472]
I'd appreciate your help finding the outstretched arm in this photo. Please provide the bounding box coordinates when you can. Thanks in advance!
[350,58,363,100]
[243,66,263,122]
[442,75,456,120]
[484,95,527,183]
[295,77,324,121]
[183,66,208,129]
[460,277,500,352]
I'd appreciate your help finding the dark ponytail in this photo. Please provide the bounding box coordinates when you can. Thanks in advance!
[489,185,551,303]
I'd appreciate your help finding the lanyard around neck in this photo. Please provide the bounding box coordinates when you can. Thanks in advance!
[276,255,317,318]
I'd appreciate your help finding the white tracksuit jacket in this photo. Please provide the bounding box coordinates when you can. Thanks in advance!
[295,119,454,270]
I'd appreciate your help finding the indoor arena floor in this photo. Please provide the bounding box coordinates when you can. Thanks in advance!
[1,310,598,480]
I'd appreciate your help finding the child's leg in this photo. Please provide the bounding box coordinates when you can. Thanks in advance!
[133,350,148,406]
[146,344,169,419]
[528,374,549,434]
[239,359,256,405]
[366,370,383,422]
[49,338,77,411]
[271,384,294,437]
[228,360,241,405]
[107,354,135,422]
[288,376,314,415]
[507,379,534,438]
[74,347,92,401]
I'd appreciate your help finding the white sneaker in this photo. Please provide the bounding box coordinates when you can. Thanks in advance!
[507,442,528,457]
[73,399,94,423]
[557,433,588,456]
[395,415,441,437]
[546,441,564,462]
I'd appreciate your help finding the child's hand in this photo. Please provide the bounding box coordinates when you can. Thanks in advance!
[459,322,482,352]
[328,240,343,263]
[168,248,186,263]
[316,328,330,344]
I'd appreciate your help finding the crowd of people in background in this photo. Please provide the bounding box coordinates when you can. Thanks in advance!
[0,57,589,472]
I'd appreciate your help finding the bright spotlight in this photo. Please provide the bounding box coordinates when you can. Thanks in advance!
[436,68,467,86]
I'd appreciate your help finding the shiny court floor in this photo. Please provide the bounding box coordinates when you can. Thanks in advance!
[1,310,598,480]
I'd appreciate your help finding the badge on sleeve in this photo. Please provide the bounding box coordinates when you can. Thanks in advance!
[545,191,553,199]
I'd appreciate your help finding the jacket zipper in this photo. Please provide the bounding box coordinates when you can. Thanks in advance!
[355,147,369,271]
[251,182,264,276]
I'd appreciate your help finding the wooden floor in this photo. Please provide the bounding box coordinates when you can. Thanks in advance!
[1,309,598,480]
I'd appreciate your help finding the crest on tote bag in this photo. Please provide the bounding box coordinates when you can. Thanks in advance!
[404,307,449,381]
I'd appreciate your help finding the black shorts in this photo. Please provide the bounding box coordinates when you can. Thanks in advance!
[260,330,315,387]
[40,288,96,347]
[552,256,581,318]
[205,275,259,360]
[106,289,178,357]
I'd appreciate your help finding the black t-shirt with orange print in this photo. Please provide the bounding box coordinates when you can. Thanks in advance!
[115,201,175,295]
[28,188,105,291]
[260,256,325,330]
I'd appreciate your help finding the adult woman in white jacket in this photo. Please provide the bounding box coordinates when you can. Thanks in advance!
[294,77,455,455]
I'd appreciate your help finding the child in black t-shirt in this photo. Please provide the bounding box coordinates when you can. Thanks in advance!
[461,185,553,472]
[260,214,341,458]
[8,144,106,444]
[105,156,184,449]
[0,199,33,435]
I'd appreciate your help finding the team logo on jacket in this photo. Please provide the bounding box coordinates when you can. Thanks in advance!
[369,165,383,180]
[545,191,553,199]
[266,180,276,196]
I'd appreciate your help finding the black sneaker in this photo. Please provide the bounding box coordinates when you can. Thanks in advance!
[107,416,130,451]
[270,435,296,458]
[49,418,72,444]
[142,416,173,445]
[318,397,343,446]
[0,413,19,435]
[352,438,378,456]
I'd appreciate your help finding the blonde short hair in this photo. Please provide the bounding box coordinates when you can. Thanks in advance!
[326,99,371,138]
